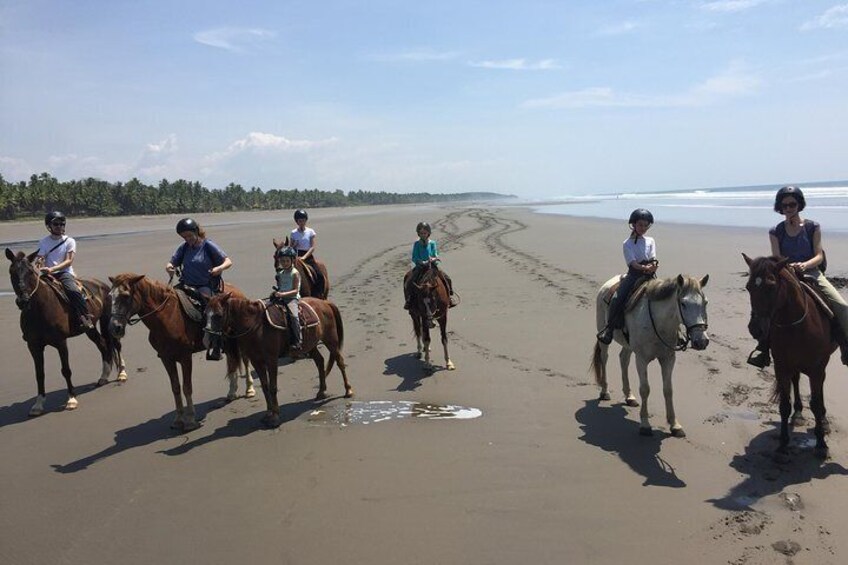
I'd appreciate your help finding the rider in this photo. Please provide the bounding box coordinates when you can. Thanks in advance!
[36,211,94,331]
[290,209,325,297]
[597,208,659,345]
[746,186,848,368]
[403,221,455,310]
[272,246,302,351]
[165,218,232,360]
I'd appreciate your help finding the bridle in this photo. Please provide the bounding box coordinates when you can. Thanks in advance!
[11,260,43,310]
[111,279,173,326]
[648,287,709,351]
[750,266,808,330]
[204,299,265,339]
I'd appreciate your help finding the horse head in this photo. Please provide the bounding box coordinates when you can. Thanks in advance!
[204,291,233,338]
[743,253,792,338]
[108,273,146,338]
[676,274,711,350]
[6,248,41,311]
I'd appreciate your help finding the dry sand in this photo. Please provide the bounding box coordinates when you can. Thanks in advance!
[2,204,848,565]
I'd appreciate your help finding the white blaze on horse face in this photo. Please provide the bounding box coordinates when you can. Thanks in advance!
[754,277,763,287]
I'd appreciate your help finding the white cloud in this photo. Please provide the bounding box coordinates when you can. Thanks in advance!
[468,58,560,70]
[0,156,32,180]
[193,28,276,53]
[801,5,848,31]
[214,132,338,158]
[371,49,460,62]
[597,21,643,36]
[700,0,768,13]
[522,62,760,109]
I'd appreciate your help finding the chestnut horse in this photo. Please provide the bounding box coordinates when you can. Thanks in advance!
[743,254,835,458]
[108,273,252,431]
[406,263,454,373]
[204,294,353,427]
[273,237,330,299]
[5,248,127,416]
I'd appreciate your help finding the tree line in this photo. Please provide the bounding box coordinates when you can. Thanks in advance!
[0,172,513,221]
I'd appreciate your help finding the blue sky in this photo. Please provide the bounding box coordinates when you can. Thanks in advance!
[1,0,847,198]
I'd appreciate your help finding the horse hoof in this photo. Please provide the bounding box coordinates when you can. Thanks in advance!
[314,391,328,401]
[446,361,456,371]
[28,408,43,417]
[625,398,640,407]
[65,397,79,411]
[599,392,611,401]
[225,393,237,403]
[815,446,829,460]
[414,352,422,360]
[639,427,653,436]
[96,378,108,387]
[344,389,354,398]
[170,418,185,430]
[245,389,256,399]
[117,371,128,383]
[182,420,201,432]
[671,428,686,438]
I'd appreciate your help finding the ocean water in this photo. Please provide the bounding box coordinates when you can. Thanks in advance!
[531,181,848,232]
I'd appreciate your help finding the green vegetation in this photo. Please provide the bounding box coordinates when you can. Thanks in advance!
[0,172,513,220]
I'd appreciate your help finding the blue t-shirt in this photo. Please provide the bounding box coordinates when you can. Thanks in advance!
[770,220,817,264]
[411,239,439,267]
[170,239,227,287]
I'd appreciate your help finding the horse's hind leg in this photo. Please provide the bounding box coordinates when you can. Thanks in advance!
[635,357,653,435]
[242,356,255,398]
[161,358,187,430]
[27,342,48,416]
[659,354,684,437]
[809,372,828,459]
[595,342,611,401]
[329,347,353,398]
[179,359,200,431]
[86,327,112,387]
[619,346,638,406]
[310,349,328,400]
[56,340,79,411]
[775,376,793,454]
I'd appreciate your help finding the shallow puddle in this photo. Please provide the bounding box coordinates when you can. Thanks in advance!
[724,410,760,421]
[308,400,482,427]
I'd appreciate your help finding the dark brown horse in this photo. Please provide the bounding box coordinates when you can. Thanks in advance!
[744,254,835,458]
[406,263,454,373]
[204,294,352,427]
[273,237,330,299]
[108,273,252,431]
[5,248,126,416]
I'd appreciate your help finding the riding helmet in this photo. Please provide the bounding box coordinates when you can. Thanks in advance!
[294,209,308,221]
[277,246,297,259]
[176,217,199,234]
[773,186,806,213]
[416,221,432,234]
[628,208,654,225]
[45,210,66,226]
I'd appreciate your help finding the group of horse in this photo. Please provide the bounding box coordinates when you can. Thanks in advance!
[592,255,836,459]
[5,237,454,431]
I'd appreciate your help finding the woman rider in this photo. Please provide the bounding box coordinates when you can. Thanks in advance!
[291,209,325,297]
[747,186,848,368]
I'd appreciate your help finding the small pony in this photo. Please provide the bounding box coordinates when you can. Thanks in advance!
[405,262,455,373]
[273,237,330,299]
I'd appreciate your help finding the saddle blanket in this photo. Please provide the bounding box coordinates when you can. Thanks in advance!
[263,300,319,330]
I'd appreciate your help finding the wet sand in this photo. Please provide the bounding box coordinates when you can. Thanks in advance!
[2,205,848,564]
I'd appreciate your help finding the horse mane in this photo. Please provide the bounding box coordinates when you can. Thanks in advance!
[112,272,172,302]
[748,255,785,276]
[642,275,703,301]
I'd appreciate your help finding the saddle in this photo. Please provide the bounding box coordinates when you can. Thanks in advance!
[798,274,834,320]
[263,299,320,330]
[603,275,651,312]
[45,276,102,313]
[173,287,204,323]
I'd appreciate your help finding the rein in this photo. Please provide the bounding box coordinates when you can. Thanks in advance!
[647,289,708,351]
[770,269,809,329]
[114,280,173,326]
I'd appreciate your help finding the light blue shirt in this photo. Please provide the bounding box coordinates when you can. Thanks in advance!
[411,239,439,267]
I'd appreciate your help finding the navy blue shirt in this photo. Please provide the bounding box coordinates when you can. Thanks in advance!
[170,239,227,287]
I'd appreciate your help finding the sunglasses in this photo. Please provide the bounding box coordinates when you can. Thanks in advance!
[51,221,66,226]
[781,201,798,210]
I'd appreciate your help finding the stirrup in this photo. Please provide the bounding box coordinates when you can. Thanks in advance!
[746,349,770,369]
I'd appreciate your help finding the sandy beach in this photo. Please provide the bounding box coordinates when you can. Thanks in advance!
[2,204,848,565]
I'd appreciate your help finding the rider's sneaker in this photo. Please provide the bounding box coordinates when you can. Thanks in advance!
[746,349,770,369]
[597,327,614,345]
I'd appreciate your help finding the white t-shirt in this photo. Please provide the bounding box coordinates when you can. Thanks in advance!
[622,235,656,268]
[290,227,316,252]
[37,235,76,275]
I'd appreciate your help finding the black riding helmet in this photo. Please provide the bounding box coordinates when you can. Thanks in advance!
[628,208,654,226]
[294,209,308,221]
[45,210,66,226]
[176,217,199,234]
[773,186,806,213]
[276,246,297,259]
[416,221,431,234]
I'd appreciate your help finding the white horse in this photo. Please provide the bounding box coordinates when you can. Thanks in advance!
[591,274,710,437]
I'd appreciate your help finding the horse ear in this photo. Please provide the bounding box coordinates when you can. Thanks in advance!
[273,238,281,249]
[222,291,233,302]
[699,274,709,288]
[775,257,790,271]
[676,274,685,287]
[4,248,14,262]
[108,276,116,284]
[284,236,290,246]
[26,251,38,263]
[742,253,753,267]
[130,274,145,285]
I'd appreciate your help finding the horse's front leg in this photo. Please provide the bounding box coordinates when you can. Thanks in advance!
[809,370,829,459]
[224,339,245,401]
[790,373,804,425]
[56,340,78,410]
[619,346,638,406]
[161,358,186,430]
[422,323,433,372]
[775,374,793,454]
[27,341,47,416]
[658,353,683,437]
[114,340,128,382]
[85,327,111,386]
[635,356,653,435]
[179,358,199,431]
[440,317,454,370]
[242,357,255,398]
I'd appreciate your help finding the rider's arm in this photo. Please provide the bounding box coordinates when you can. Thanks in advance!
[796,226,824,271]
[301,232,315,261]
[210,256,232,276]
[43,251,75,274]
[769,233,781,258]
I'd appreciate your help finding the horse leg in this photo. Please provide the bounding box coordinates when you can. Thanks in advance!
[101,314,127,382]
[619,346,638,406]
[775,375,792,454]
[412,315,423,359]
[224,339,241,401]
[266,359,281,427]
[311,348,328,400]
[809,372,829,459]
[114,339,128,382]
[27,342,48,416]
[254,360,275,427]
[56,340,79,411]
[242,356,255,398]
[635,357,653,435]
[595,342,611,401]
[86,327,112,387]
[790,372,804,425]
[440,316,454,370]
[422,324,433,372]
[179,358,200,431]
[161,358,187,430]
[659,354,684,437]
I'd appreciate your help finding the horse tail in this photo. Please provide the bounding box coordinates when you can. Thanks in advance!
[329,300,344,351]
[591,341,604,386]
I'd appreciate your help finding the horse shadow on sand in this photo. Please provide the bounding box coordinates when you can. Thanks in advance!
[708,424,848,511]
[51,397,231,474]
[575,399,686,488]
[383,353,438,392]
[0,382,103,430]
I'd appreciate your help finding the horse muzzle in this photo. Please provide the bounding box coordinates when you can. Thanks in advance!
[14,295,30,311]
[690,328,710,350]
[109,317,126,338]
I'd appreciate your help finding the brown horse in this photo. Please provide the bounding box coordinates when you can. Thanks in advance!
[744,254,835,458]
[406,263,454,373]
[108,273,252,431]
[5,248,127,416]
[273,237,330,298]
[204,294,353,427]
